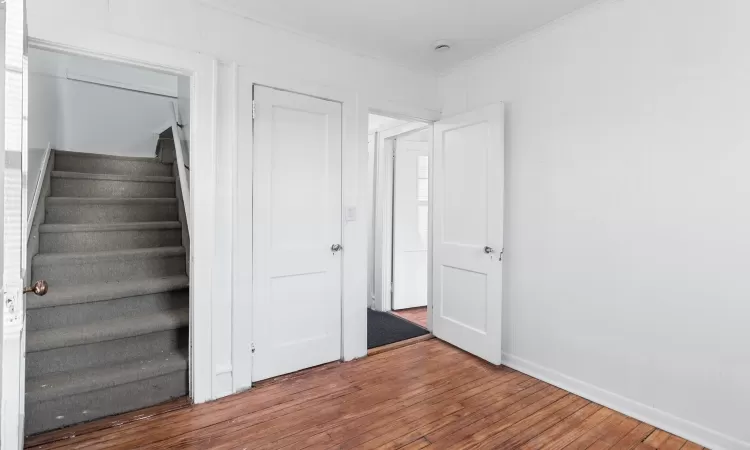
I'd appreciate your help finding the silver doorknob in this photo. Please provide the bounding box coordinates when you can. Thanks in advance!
[331,244,343,252]
[484,246,494,254]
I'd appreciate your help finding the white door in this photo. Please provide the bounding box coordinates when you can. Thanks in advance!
[432,104,505,365]
[252,86,342,382]
[392,140,429,310]
[2,1,28,447]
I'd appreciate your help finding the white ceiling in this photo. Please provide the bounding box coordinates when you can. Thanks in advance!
[202,0,598,73]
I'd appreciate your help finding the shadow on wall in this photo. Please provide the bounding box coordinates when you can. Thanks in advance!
[27,46,191,212]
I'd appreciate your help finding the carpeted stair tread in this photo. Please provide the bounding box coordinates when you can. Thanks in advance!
[39,221,182,233]
[26,149,190,434]
[46,197,178,206]
[27,275,189,310]
[54,150,167,163]
[33,246,186,266]
[26,351,187,404]
[27,307,189,353]
[51,171,175,183]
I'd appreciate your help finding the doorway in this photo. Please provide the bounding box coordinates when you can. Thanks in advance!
[367,114,432,350]
[23,46,193,436]
[391,128,430,327]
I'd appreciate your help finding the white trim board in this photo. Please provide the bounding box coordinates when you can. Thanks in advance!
[502,353,748,450]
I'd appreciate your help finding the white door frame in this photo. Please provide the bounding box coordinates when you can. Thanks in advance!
[21,35,217,405]
[2,1,25,446]
[250,84,343,382]
[372,121,433,321]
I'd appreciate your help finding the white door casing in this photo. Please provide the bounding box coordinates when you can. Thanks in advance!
[2,0,27,447]
[392,140,429,310]
[252,85,343,382]
[432,104,505,365]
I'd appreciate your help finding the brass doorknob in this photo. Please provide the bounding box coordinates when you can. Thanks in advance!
[24,280,48,296]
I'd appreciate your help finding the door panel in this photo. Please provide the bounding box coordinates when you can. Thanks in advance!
[433,104,504,365]
[393,141,428,310]
[252,86,342,382]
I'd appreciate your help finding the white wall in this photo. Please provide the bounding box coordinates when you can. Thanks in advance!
[27,49,62,214]
[29,48,181,158]
[439,1,750,449]
[27,0,440,402]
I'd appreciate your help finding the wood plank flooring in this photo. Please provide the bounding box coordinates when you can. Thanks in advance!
[26,339,706,450]
[393,307,428,328]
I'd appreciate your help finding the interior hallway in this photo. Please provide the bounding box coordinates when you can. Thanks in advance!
[25,339,704,450]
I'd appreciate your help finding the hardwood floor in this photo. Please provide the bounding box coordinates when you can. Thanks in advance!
[26,339,706,450]
[393,306,428,328]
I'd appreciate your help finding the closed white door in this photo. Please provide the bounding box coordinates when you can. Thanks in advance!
[392,140,429,310]
[432,104,505,364]
[252,86,342,382]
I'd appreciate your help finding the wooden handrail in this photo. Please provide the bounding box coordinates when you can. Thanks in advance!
[170,102,191,235]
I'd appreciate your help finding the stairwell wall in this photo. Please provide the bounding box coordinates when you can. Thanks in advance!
[27,0,440,401]
[29,48,181,158]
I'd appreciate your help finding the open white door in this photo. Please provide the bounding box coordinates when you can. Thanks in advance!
[432,104,505,365]
[2,0,27,447]
[252,85,343,382]
[392,140,429,310]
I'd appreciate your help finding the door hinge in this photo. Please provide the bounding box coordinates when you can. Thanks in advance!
[250,342,256,353]
[390,281,394,293]
[252,100,256,119]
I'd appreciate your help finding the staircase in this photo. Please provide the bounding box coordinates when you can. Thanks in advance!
[25,150,190,435]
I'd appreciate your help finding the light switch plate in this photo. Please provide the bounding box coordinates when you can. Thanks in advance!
[345,206,357,222]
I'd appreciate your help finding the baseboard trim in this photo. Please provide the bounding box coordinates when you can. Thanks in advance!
[501,353,747,450]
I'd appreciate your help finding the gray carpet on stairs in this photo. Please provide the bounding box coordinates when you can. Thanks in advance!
[26,150,190,436]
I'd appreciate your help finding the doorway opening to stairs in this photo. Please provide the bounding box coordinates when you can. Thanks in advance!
[367,113,432,351]
[25,47,192,436]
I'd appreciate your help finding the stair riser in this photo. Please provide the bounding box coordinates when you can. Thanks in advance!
[51,178,175,198]
[55,154,172,176]
[33,255,186,285]
[26,329,188,378]
[40,228,182,253]
[25,370,187,435]
[46,202,178,224]
[27,290,189,331]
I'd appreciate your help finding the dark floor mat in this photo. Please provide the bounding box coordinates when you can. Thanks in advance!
[367,309,430,349]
